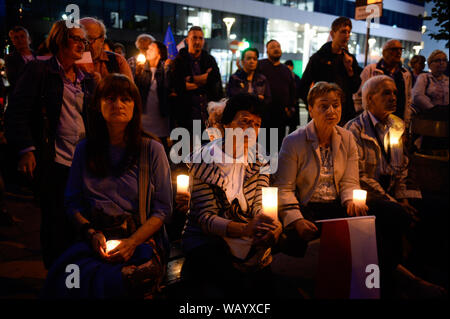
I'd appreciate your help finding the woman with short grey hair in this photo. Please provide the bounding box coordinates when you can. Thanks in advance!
[412,50,448,111]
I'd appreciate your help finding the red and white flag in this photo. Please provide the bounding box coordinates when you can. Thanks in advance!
[315,216,380,299]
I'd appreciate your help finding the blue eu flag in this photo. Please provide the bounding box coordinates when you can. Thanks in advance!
[164,24,178,60]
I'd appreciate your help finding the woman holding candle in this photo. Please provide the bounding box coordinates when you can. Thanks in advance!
[134,41,171,153]
[181,93,282,299]
[274,82,367,243]
[43,74,173,298]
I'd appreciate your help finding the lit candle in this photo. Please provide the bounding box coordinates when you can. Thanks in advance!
[262,187,278,220]
[177,174,190,194]
[105,240,121,254]
[136,53,146,64]
[353,189,367,206]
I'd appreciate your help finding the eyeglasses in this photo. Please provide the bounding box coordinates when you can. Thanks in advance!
[88,35,104,44]
[431,58,448,64]
[68,35,88,46]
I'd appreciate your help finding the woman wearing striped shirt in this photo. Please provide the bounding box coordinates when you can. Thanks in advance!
[181,93,282,299]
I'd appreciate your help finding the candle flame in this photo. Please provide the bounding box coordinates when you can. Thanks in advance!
[262,187,278,209]
[177,174,190,193]
[353,189,367,200]
[105,240,121,254]
[137,53,146,64]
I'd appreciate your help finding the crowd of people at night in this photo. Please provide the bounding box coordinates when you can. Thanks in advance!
[0,14,448,299]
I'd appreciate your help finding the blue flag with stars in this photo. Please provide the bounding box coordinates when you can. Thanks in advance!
[164,24,178,60]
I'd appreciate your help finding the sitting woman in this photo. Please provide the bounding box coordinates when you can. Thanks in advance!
[181,93,282,299]
[43,74,173,298]
[274,82,366,244]
[227,48,271,104]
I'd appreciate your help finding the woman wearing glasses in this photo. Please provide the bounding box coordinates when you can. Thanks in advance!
[4,20,96,269]
[412,50,449,112]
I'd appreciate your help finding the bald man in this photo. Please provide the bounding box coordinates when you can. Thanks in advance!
[354,39,413,124]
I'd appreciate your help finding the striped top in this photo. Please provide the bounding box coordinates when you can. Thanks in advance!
[181,140,272,270]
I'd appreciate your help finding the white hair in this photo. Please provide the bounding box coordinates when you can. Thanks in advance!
[361,75,395,110]
[80,17,107,38]
[207,98,227,118]
[135,33,155,49]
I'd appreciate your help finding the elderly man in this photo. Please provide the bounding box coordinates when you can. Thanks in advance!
[171,26,223,134]
[344,75,448,297]
[354,40,412,124]
[79,17,133,82]
[5,26,36,91]
[127,33,155,77]
[345,75,421,210]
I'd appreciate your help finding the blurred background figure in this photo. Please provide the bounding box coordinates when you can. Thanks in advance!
[134,41,171,152]
[5,26,36,92]
[127,33,155,77]
[113,42,126,57]
[408,55,426,87]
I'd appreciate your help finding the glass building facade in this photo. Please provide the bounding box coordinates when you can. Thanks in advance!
[1,0,424,81]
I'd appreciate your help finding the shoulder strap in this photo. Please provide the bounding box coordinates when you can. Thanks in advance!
[138,137,152,225]
[105,51,120,74]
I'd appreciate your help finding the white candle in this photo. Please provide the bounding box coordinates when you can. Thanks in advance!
[177,174,190,194]
[353,189,367,206]
[105,240,121,254]
[136,53,146,64]
[262,187,278,220]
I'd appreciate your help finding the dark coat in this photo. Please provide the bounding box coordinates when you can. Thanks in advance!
[5,56,96,166]
[299,41,362,124]
[170,48,223,125]
[226,69,271,106]
[5,50,37,92]
[134,60,169,117]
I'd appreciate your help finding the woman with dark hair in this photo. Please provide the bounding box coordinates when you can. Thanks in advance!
[43,74,173,298]
[181,93,282,299]
[5,20,95,269]
[227,48,271,105]
[135,40,171,150]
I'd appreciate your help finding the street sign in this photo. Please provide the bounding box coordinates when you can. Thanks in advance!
[355,0,383,20]
[229,40,240,54]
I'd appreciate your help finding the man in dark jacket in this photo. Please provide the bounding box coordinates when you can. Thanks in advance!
[5,26,36,93]
[170,26,223,134]
[257,40,296,150]
[299,17,362,125]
